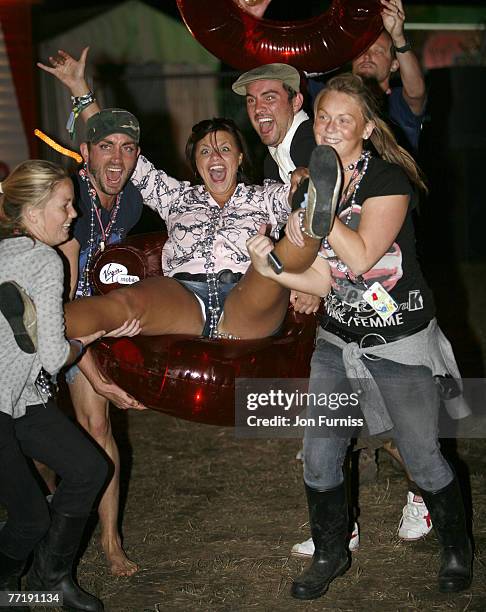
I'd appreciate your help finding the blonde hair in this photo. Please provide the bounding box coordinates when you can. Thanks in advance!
[0,160,69,239]
[314,73,427,192]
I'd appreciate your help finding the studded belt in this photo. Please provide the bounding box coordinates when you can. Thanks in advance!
[321,319,429,350]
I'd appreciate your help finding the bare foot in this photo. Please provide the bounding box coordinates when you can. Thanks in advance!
[101,536,139,577]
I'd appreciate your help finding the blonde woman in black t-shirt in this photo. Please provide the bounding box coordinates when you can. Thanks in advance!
[248,73,471,600]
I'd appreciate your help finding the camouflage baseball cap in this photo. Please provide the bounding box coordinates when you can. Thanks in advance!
[232,63,301,96]
[86,108,140,144]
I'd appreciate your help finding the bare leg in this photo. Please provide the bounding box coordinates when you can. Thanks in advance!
[64,277,204,338]
[69,371,138,577]
[65,237,320,341]
[221,144,341,338]
[221,233,321,339]
[63,277,204,573]
[33,461,56,494]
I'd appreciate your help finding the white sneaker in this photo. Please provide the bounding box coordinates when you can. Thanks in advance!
[398,491,433,541]
[291,522,359,557]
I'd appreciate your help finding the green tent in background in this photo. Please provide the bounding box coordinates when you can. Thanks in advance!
[37,0,220,174]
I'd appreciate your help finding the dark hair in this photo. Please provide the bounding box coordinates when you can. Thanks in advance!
[185,117,253,184]
[283,83,298,101]
[0,160,69,240]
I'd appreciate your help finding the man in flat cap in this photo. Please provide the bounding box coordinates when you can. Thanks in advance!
[232,63,316,184]
[232,64,319,315]
[58,107,145,577]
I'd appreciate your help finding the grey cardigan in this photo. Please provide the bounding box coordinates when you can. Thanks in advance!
[318,318,470,435]
[0,237,70,418]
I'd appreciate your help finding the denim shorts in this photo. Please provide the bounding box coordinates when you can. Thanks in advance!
[175,279,237,337]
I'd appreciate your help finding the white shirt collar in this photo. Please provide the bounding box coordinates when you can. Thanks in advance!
[268,110,310,183]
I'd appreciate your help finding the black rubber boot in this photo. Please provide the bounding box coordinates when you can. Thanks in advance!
[304,145,342,239]
[291,482,350,600]
[26,510,103,611]
[419,477,472,593]
[0,551,29,611]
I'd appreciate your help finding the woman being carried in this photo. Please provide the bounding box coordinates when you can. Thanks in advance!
[248,73,472,599]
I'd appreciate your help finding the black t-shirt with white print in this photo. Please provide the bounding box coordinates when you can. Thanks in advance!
[71,173,143,297]
[319,157,435,339]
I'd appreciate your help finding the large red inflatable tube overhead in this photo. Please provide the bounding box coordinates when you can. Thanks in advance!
[176,0,383,72]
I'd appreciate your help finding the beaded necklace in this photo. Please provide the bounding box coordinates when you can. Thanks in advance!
[201,195,221,338]
[324,150,371,249]
[343,159,359,173]
[201,187,244,340]
[78,165,122,296]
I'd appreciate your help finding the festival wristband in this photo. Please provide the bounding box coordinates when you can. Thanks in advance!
[66,91,96,139]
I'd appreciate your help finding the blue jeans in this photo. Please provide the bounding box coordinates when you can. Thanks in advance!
[176,279,236,337]
[303,339,453,493]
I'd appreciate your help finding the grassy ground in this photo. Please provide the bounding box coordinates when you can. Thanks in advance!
[72,415,486,612]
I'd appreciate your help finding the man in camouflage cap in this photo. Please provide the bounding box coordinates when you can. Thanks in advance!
[60,106,145,576]
[81,108,141,198]
[85,108,140,145]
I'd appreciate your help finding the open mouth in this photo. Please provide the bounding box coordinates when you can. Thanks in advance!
[105,166,123,186]
[257,117,274,136]
[208,164,227,183]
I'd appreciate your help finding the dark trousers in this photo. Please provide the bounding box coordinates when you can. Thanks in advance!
[0,400,109,560]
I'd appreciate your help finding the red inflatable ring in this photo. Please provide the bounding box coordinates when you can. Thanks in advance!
[90,233,317,426]
[176,0,383,72]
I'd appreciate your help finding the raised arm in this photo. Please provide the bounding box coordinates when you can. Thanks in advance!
[381,0,426,115]
[38,47,100,122]
[285,191,409,278]
[39,48,189,220]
